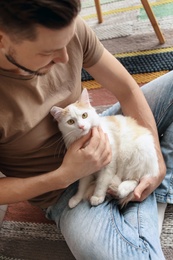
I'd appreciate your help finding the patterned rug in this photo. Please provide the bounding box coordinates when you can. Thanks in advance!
[81,0,173,43]
[81,0,173,98]
[0,1,173,259]
[0,202,173,259]
[0,202,75,260]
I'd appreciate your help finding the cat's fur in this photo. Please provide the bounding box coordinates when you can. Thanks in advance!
[50,88,159,208]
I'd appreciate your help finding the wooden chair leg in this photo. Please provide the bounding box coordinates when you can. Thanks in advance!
[94,0,103,23]
[141,0,165,44]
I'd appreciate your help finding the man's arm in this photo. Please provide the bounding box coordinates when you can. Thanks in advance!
[0,127,111,205]
[86,48,166,201]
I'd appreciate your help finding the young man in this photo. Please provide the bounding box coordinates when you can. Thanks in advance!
[0,1,171,259]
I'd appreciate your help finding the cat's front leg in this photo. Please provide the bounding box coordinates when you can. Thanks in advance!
[68,175,94,208]
[90,195,105,206]
[108,175,122,198]
[90,169,114,206]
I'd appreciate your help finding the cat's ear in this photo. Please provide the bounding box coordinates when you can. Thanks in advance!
[50,106,63,121]
[78,88,90,105]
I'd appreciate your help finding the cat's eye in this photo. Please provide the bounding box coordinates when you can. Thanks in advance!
[67,119,75,125]
[82,112,88,119]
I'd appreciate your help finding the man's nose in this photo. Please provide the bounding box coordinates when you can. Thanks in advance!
[52,47,69,64]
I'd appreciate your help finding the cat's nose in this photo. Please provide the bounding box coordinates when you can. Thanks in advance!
[78,125,85,130]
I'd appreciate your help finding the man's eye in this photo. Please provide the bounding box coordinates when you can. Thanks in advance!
[82,112,88,119]
[40,53,52,57]
[67,119,75,125]
[40,52,52,56]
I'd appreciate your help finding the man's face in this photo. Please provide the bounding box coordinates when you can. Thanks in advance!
[0,20,76,76]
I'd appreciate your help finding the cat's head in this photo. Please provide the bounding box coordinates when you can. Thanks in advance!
[50,88,100,145]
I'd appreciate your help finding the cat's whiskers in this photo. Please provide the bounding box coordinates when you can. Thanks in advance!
[40,139,60,150]
[53,130,76,158]
[53,135,66,158]
[62,130,77,148]
[36,135,66,159]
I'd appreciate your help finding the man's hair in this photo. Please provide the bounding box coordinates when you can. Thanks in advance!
[0,0,81,42]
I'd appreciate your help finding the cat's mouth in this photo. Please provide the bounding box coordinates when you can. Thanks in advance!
[80,129,89,136]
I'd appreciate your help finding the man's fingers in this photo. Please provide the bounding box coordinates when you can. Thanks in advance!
[71,130,92,150]
[134,179,150,200]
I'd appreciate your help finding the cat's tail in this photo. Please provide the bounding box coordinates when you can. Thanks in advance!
[118,192,134,208]
[108,179,139,208]
[107,186,134,208]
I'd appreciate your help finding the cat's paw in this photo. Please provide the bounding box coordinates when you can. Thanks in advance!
[90,195,105,206]
[68,197,81,208]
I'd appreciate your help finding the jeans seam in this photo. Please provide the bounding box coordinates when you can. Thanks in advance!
[156,101,173,133]
[109,202,148,252]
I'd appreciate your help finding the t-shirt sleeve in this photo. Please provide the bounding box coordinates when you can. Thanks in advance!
[76,16,104,68]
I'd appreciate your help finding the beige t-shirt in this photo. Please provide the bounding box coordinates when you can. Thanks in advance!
[0,16,104,208]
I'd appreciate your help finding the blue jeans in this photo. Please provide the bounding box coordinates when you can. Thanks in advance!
[46,71,173,259]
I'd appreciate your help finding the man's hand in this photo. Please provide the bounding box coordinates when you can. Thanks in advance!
[107,160,166,202]
[61,126,112,187]
[133,171,165,202]
[133,149,166,201]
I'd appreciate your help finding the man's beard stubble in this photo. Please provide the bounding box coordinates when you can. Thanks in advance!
[5,53,54,76]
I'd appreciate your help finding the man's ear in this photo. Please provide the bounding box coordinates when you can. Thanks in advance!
[0,30,9,49]
[0,34,4,48]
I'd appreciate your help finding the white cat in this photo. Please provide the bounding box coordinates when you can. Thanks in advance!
[50,88,159,208]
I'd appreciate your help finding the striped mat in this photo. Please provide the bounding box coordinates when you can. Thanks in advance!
[0,202,173,260]
[81,0,173,88]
